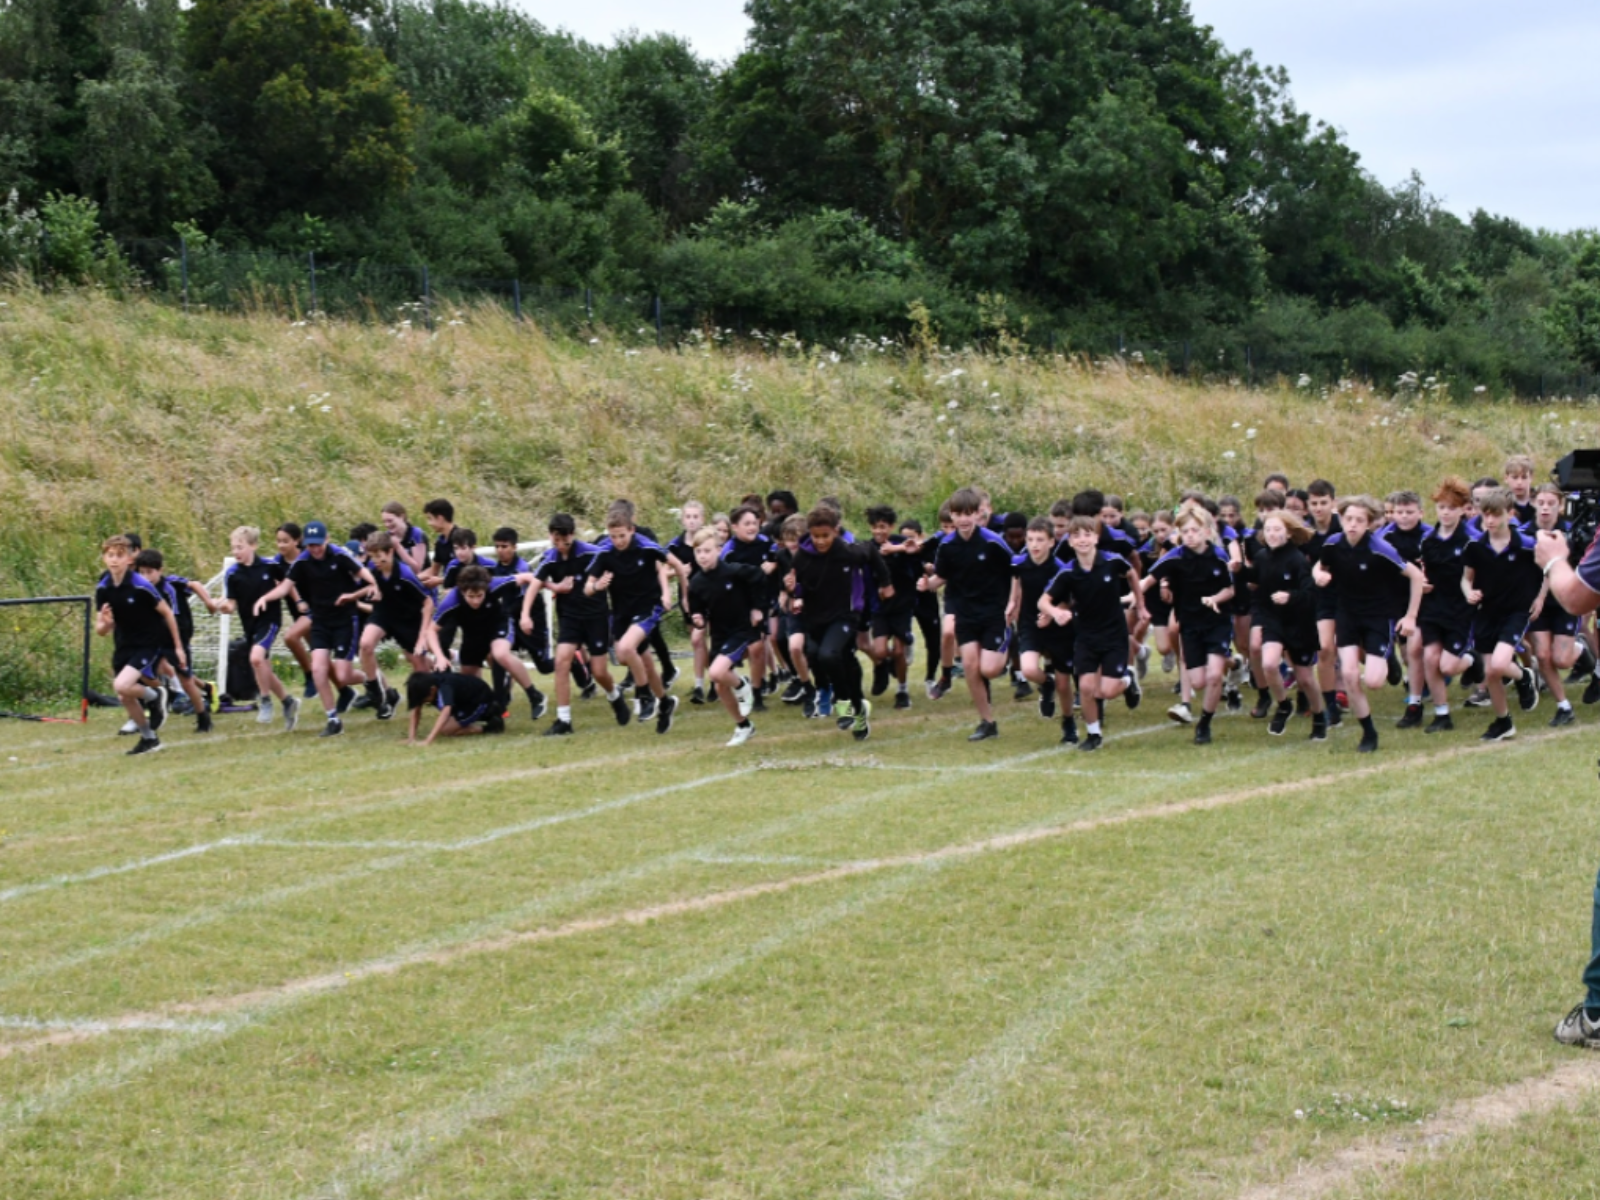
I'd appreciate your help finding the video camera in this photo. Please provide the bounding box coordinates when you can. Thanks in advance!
[1554,450,1600,566]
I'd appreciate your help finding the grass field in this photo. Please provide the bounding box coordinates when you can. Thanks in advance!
[4,665,1600,1199]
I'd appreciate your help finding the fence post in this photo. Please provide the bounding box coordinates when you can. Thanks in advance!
[307,250,318,317]
[585,287,593,324]
[1117,332,1125,358]
[422,265,433,330]
[512,279,522,322]
[180,236,190,313]
[654,295,662,347]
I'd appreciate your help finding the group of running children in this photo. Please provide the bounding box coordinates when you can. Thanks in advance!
[92,454,1592,756]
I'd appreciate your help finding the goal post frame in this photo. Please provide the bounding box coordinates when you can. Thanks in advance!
[0,594,93,723]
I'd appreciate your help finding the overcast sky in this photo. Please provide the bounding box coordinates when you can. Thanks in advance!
[513,0,1599,233]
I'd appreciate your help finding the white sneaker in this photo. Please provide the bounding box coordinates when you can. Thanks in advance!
[1160,651,1176,674]
[736,676,754,719]
[726,722,755,747]
[118,718,140,736]
[257,697,275,724]
[1167,701,1194,725]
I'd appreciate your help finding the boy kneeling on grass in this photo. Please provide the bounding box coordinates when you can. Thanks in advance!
[405,670,504,744]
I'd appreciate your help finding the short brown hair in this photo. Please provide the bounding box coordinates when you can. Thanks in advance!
[1254,489,1286,511]
[605,501,636,529]
[457,564,492,592]
[1503,454,1536,477]
[101,535,133,554]
[1475,488,1514,517]
[381,501,408,518]
[364,530,395,553]
[1337,494,1384,523]
[1065,515,1099,536]
[805,507,841,530]
[948,488,982,515]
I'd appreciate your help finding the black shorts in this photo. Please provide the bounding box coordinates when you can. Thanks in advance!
[1073,631,1129,679]
[954,616,1010,654]
[1017,626,1074,669]
[112,645,164,679]
[1314,586,1339,623]
[309,613,361,661]
[1144,593,1173,626]
[1258,618,1318,667]
[371,617,423,656]
[1475,611,1531,654]
[1529,603,1579,637]
[459,619,512,670]
[558,613,611,658]
[242,619,279,656]
[1418,616,1472,657]
[159,643,194,679]
[610,604,666,643]
[1335,611,1394,658]
[870,609,914,644]
[1228,586,1254,617]
[712,630,758,666]
[1179,619,1232,667]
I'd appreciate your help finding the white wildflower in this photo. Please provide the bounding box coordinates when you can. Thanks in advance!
[1222,450,1237,459]
[1245,428,1258,439]
[947,399,960,410]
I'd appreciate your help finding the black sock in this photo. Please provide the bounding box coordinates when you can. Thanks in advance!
[738,718,751,729]
[1323,690,1339,709]
[1359,715,1376,736]
[1197,710,1213,730]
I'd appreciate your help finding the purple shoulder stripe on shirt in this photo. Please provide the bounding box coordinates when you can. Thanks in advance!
[1367,532,1409,569]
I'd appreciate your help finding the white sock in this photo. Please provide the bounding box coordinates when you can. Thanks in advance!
[1435,704,1450,715]
[1559,699,1573,711]
[607,686,621,701]
[1087,721,1101,735]
[558,705,572,722]
[141,686,160,702]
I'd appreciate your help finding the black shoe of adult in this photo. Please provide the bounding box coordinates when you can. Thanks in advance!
[967,720,998,742]
[1124,673,1142,711]
[128,735,163,756]
[610,694,632,726]
[1423,713,1454,734]
[145,687,168,732]
[1549,706,1576,728]
[1078,731,1102,752]
[661,662,680,690]
[1356,729,1379,753]
[1396,703,1423,730]
[1193,724,1213,746]
[1480,715,1515,741]
[544,719,575,737]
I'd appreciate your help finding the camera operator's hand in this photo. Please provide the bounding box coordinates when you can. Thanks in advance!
[1536,529,1571,569]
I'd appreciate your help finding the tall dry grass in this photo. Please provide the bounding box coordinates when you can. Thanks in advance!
[0,285,1592,592]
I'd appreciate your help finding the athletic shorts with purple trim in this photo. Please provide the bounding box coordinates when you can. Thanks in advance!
[310,613,361,661]
[954,616,1010,654]
[1474,610,1532,654]
[1334,610,1394,658]
[159,642,195,678]
[712,630,758,666]
[612,604,667,643]
[244,620,280,656]
[112,645,164,679]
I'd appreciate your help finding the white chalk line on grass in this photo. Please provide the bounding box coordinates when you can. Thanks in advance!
[299,865,945,1200]
[0,770,759,907]
[0,1013,226,1035]
[1232,1055,1600,1200]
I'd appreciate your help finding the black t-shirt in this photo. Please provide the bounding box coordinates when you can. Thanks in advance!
[1304,513,1343,565]
[874,536,922,616]
[1012,551,1067,632]
[225,555,287,630]
[587,535,669,616]
[435,671,494,716]
[433,578,518,642]
[688,562,767,643]
[373,562,433,628]
[1463,530,1542,619]
[440,553,496,591]
[1418,523,1474,624]
[1316,532,1411,618]
[1250,543,1315,633]
[934,527,1014,621]
[162,576,196,643]
[789,538,889,626]
[287,547,367,618]
[96,569,168,651]
[1149,544,1234,626]
[431,529,455,570]
[535,541,607,621]
[1045,552,1132,640]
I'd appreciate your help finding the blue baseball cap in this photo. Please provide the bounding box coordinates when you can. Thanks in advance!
[303,520,329,545]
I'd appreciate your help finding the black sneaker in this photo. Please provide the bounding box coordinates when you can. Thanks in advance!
[483,711,506,734]
[1059,717,1078,745]
[610,693,632,726]
[378,687,400,720]
[1515,665,1539,713]
[1586,674,1600,706]
[526,687,548,721]
[1480,715,1515,741]
[1124,672,1141,711]
[363,678,384,708]
[1268,702,1292,736]
[127,735,163,756]
[689,684,707,706]
[580,679,599,701]
[637,693,657,723]
[1357,729,1379,753]
[893,691,911,710]
[1396,703,1423,729]
[335,685,356,715]
[1078,731,1102,752]
[661,662,680,690]
[145,687,168,732]
[1550,706,1576,728]
[1193,724,1213,746]
[1326,704,1343,727]
[544,719,574,736]
[1012,679,1033,702]
[1462,655,1486,687]
[1296,689,1310,715]
[320,715,344,738]
[781,678,806,704]
[751,692,767,713]
[1424,713,1454,734]
[967,720,999,742]
[196,709,213,734]
[1386,652,1403,686]
[872,660,891,697]
[1464,686,1492,708]
[1039,687,1056,720]
[801,685,818,719]
[1309,714,1328,741]
[1250,690,1272,719]
[655,693,678,734]
[1224,685,1242,713]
